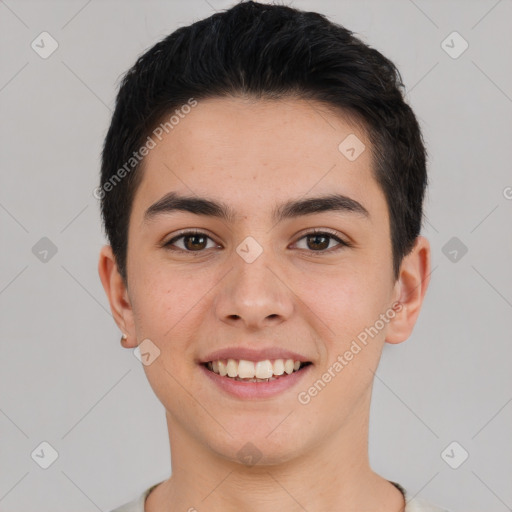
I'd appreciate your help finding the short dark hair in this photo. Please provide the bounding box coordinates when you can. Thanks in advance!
[100,0,427,283]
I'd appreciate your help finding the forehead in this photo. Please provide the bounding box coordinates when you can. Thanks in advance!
[132,96,384,222]
[149,96,369,169]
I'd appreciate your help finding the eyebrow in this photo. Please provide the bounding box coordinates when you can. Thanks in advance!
[143,191,369,225]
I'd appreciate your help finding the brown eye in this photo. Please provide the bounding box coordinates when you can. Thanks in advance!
[164,230,218,253]
[182,233,208,251]
[294,229,349,253]
[306,233,331,251]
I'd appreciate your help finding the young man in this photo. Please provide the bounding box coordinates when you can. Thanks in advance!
[98,2,449,511]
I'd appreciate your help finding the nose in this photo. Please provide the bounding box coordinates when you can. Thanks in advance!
[213,248,294,331]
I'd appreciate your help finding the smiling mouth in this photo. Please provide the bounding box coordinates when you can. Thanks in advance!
[202,358,312,382]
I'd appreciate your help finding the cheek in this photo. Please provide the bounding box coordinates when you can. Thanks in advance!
[128,259,213,342]
[296,272,389,414]
[296,264,390,343]
[128,265,208,401]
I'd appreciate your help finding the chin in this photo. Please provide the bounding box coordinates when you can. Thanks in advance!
[206,424,308,468]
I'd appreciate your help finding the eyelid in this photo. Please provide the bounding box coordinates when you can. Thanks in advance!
[164,228,214,242]
[294,227,349,243]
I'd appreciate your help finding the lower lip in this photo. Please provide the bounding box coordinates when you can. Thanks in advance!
[199,363,312,399]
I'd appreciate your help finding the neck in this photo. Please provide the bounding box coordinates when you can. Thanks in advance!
[146,394,404,512]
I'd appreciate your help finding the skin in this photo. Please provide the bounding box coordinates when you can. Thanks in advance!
[99,96,430,512]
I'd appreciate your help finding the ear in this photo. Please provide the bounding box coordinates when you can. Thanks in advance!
[385,236,431,344]
[98,245,138,348]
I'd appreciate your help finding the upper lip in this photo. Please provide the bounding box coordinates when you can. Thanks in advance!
[199,347,310,364]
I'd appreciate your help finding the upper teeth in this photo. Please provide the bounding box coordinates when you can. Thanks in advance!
[207,359,302,379]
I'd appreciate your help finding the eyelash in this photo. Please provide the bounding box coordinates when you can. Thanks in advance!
[163,228,352,256]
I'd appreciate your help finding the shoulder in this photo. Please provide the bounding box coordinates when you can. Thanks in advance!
[391,481,450,512]
[107,481,162,512]
[109,480,452,512]
[107,493,144,512]
[400,485,451,512]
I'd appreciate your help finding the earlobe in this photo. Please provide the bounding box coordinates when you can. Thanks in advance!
[98,245,137,348]
[385,236,431,345]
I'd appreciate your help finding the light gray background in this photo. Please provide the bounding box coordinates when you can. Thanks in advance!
[0,1,511,511]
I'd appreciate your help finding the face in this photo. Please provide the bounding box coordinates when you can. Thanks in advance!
[100,96,428,466]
